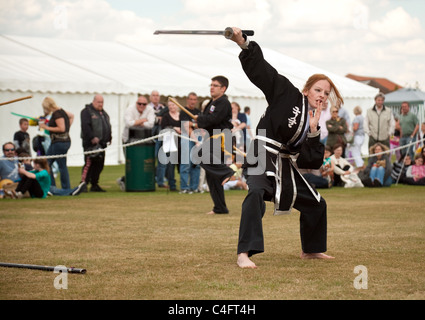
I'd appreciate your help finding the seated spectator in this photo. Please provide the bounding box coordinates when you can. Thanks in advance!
[5,158,51,199]
[49,181,86,196]
[0,142,21,187]
[330,144,363,188]
[404,154,425,185]
[223,159,248,191]
[360,143,392,187]
[301,146,334,189]
[17,151,33,171]
[391,154,412,184]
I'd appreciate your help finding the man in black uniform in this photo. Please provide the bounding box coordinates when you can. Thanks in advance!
[194,76,234,215]
[80,94,112,192]
[228,28,345,268]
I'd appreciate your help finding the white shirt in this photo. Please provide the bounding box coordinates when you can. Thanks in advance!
[122,104,155,143]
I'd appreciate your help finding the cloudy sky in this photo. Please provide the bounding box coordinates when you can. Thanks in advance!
[1,0,424,90]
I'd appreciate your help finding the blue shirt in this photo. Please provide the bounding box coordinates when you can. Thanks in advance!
[0,157,20,182]
[353,115,364,137]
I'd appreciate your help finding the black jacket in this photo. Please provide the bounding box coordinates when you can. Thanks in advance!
[239,41,324,214]
[80,103,112,150]
[197,95,233,136]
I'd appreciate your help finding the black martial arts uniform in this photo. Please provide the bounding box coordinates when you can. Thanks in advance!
[237,40,327,256]
[197,95,234,214]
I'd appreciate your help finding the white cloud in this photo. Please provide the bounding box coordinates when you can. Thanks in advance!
[0,0,155,41]
[369,6,422,39]
[1,0,424,88]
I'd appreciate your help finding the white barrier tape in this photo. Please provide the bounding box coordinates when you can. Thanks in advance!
[345,136,425,161]
[0,131,200,161]
[2,134,423,162]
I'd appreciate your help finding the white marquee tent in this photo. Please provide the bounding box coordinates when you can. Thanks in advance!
[0,34,378,166]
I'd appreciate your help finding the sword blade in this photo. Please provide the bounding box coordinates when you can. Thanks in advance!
[154,30,225,36]
[154,28,254,39]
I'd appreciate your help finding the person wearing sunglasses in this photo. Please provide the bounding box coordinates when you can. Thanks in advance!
[122,96,155,144]
[0,142,21,186]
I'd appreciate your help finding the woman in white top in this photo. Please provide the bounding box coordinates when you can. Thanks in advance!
[330,144,363,188]
[350,106,365,169]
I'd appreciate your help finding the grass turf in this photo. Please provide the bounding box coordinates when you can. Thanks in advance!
[0,165,424,300]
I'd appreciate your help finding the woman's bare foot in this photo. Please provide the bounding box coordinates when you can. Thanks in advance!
[206,211,215,215]
[300,252,335,259]
[237,252,257,268]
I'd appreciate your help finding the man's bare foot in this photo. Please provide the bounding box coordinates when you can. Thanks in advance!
[237,253,257,268]
[300,252,335,259]
[206,211,215,215]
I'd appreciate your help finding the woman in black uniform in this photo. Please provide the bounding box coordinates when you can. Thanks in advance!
[228,28,344,268]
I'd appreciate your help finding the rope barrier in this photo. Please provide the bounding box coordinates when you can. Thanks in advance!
[0,131,199,161]
[345,136,425,161]
[1,134,424,162]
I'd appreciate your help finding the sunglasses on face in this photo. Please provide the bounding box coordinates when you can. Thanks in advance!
[3,148,15,152]
[137,102,147,106]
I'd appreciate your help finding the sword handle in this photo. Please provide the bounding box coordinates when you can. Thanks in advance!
[224,27,254,39]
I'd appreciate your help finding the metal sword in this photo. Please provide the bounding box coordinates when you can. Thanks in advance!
[154,27,254,39]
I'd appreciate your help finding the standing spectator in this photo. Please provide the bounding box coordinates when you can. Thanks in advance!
[179,92,201,194]
[193,75,234,215]
[38,97,74,189]
[13,118,31,155]
[159,100,181,191]
[319,101,331,145]
[116,96,155,191]
[122,95,155,144]
[326,105,347,154]
[243,106,254,150]
[230,102,247,150]
[80,94,112,192]
[149,90,168,188]
[421,122,425,147]
[364,93,395,148]
[349,106,365,169]
[399,101,419,160]
[337,102,351,138]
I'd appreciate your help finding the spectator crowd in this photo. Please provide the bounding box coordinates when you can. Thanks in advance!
[1,90,425,200]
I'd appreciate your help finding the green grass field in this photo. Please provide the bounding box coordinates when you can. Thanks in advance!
[0,165,424,300]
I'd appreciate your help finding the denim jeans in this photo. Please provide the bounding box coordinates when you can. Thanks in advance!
[370,166,385,184]
[47,141,71,189]
[49,185,76,196]
[155,140,166,186]
[400,136,416,160]
[179,140,200,191]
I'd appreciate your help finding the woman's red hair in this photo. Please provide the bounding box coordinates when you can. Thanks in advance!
[303,74,344,107]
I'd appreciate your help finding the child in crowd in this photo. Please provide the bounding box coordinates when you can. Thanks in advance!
[404,154,425,185]
[6,158,50,199]
[13,118,31,155]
